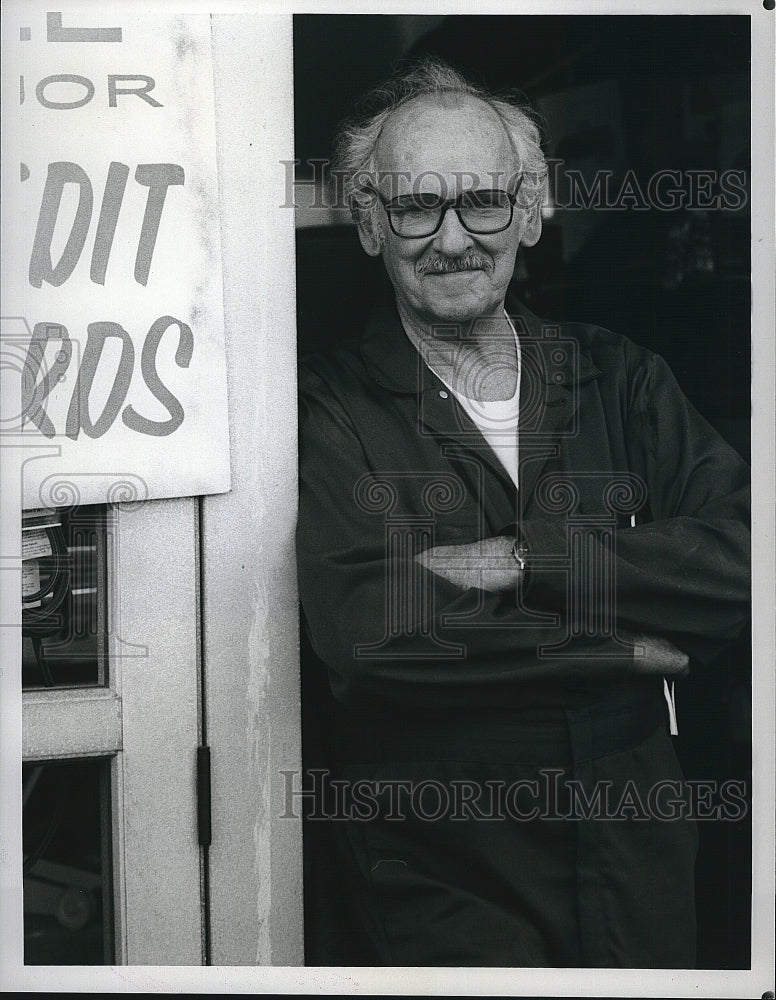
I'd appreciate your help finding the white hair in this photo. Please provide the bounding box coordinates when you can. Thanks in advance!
[332,57,549,227]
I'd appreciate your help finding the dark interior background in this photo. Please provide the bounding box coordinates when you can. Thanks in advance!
[294,14,752,969]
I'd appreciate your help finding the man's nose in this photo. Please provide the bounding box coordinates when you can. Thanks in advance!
[433,205,475,254]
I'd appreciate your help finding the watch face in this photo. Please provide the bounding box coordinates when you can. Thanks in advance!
[511,539,528,569]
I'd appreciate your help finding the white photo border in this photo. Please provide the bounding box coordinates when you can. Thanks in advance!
[1,0,773,995]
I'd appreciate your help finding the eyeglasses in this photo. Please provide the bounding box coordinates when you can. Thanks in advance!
[374,180,524,239]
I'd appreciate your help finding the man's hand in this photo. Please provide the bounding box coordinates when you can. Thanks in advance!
[626,632,690,677]
[414,536,521,593]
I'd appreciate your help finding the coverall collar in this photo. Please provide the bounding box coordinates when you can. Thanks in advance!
[360,292,600,394]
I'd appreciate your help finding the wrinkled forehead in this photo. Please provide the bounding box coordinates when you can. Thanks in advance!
[374,93,519,200]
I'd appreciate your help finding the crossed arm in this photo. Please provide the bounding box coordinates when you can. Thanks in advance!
[298,351,749,706]
[415,536,691,677]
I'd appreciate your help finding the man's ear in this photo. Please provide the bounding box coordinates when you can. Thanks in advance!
[520,205,543,248]
[355,211,383,257]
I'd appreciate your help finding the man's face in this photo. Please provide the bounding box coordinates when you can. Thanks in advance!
[358,94,540,329]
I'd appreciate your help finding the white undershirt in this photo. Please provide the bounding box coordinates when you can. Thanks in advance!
[432,312,521,489]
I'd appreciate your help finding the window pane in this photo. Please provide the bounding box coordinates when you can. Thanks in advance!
[23,758,113,965]
[22,505,108,689]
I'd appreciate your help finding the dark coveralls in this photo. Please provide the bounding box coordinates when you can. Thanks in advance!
[296,294,750,967]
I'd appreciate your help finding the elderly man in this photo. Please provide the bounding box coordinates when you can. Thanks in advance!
[296,59,750,967]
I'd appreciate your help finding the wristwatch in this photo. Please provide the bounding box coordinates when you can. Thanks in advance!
[510,538,529,579]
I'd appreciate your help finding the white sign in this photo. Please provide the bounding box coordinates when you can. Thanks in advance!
[1,8,231,509]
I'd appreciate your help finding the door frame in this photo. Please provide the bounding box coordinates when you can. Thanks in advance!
[19,498,205,967]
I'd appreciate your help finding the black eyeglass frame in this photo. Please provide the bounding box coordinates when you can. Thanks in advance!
[372,177,526,239]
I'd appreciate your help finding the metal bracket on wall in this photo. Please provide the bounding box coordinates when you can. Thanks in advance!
[197,746,212,847]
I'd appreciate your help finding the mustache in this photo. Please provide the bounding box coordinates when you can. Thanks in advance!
[416,252,493,275]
